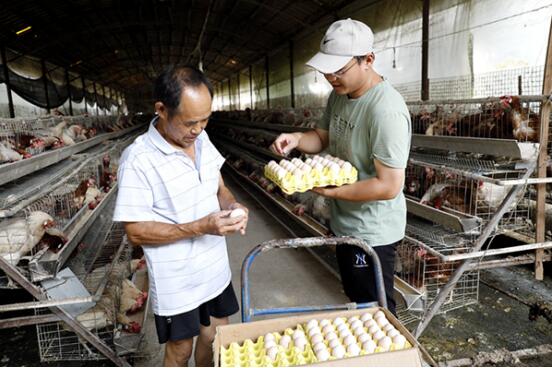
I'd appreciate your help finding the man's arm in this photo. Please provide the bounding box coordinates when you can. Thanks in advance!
[312,159,405,202]
[270,128,329,155]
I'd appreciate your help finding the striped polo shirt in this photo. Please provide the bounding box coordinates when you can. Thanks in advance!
[113,117,231,316]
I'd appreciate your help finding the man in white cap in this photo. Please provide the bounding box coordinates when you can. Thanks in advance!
[270,19,411,314]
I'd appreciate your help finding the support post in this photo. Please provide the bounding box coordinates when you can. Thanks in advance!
[421,0,430,101]
[65,68,73,116]
[237,72,241,110]
[535,18,552,280]
[82,77,87,115]
[265,55,270,109]
[41,59,50,113]
[0,45,15,118]
[93,82,99,116]
[289,40,295,108]
[249,65,253,109]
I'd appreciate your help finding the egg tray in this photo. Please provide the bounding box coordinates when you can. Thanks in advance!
[263,165,358,195]
[220,318,412,367]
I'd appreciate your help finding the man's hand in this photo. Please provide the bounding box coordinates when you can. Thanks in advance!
[270,132,301,156]
[229,202,249,235]
[199,210,247,236]
[311,185,341,198]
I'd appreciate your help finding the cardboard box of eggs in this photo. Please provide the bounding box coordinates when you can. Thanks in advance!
[214,307,423,367]
[264,154,358,194]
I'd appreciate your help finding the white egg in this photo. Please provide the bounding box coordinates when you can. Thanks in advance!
[337,159,345,167]
[264,333,275,342]
[275,169,286,180]
[328,338,341,349]
[313,162,324,171]
[316,349,330,362]
[322,324,335,335]
[347,343,361,356]
[358,333,371,344]
[312,155,321,162]
[350,319,363,331]
[279,159,290,166]
[378,336,392,351]
[311,333,324,345]
[382,323,395,332]
[374,310,385,319]
[324,154,333,160]
[332,344,346,359]
[293,168,303,177]
[362,339,377,353]
[336,323,348,333]
[392,335,407,349]
[319,319,330,328]
[386,329,400,338]
[301,163,312,173]
[325,331,338,342]
[333,317,345,326]
[291,158,302,164]
[375,316,388,328]
[365,319,377,329]
[266,345,279,361]
[313,342,326,353]
[229,208,246,218]
[279,335,291,348]
[368,325,381,335]
[305,158,313,165]
[339,328,352,338]
[372,330,385,341]
[264,339,277,350]
[342,161,353,171]
[292,329,305,340]
[306,319,318,330]
[308,326,321,337]
[343,335,357,346]
[353,326,365,337]
[294,338,307,352]
[360,312,372,322]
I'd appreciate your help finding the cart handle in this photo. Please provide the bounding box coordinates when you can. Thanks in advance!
[241,236,387,322]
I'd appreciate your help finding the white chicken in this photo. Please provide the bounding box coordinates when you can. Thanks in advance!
[83,186,103,209]
[48,120,67,138]
[0,211,60,266]
[0,141,23,163]
[477,182,522,211]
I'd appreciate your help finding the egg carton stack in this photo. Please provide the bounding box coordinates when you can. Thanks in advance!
[264,154,358,195]
[220,310,411,367]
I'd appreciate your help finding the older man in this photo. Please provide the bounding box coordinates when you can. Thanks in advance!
[271,19,411,315]
[114,66,248,366]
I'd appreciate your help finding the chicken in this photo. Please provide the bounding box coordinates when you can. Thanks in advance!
[0,141,23,163]
[64,124,88,142]
[0,211,62,266]
[48,120,67,138]
[420,183,450,208]
[311,195,331,226]
[84,186,103,209]
[120,278,148,314]
[61,130,76,146]
[74,178,96,208]
[508,96,540,142]
[477,181,522,211]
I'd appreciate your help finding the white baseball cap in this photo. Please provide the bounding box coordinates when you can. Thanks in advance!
[306,18,374,74]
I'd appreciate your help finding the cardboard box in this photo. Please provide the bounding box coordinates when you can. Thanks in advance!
[214,307,423,367]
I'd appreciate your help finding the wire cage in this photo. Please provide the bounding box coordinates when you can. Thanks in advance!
[35,223,133,362]
[0,141,127,288]
[408,95,545,143]
[396,231,480,315]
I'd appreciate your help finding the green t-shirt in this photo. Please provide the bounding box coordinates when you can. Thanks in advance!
[318,79,411,246]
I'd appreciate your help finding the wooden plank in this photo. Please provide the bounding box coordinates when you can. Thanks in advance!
[535,18,552,280]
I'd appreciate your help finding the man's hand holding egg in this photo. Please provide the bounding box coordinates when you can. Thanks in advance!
[228,202,249,235]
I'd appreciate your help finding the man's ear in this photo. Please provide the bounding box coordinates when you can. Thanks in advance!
[154,102,168,120]
[366,53,375,66]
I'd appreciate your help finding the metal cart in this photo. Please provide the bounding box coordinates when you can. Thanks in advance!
[241,236,387,323]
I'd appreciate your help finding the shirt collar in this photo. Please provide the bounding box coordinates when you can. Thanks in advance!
[147,116,206,155]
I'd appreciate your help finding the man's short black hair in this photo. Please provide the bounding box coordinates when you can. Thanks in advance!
[153,66,214,118]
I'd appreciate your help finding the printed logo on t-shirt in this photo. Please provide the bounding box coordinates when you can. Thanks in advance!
[354,252,368,268]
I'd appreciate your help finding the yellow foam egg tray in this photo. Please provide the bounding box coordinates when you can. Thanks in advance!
[264,165,358,195]
[220,318,412,367]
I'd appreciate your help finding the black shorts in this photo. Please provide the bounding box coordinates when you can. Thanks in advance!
[336,241,398,315]
[154,282,239,344]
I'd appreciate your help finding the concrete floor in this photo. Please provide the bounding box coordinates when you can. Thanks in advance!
[135,178,348,366]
